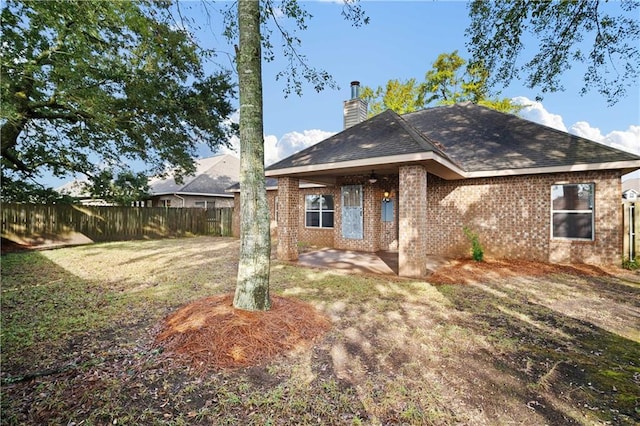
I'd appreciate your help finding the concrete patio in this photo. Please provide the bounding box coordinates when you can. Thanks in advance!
[296,248,449,277]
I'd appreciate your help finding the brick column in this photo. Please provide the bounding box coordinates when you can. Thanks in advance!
[277,177,299,261]
[398,165,428,277]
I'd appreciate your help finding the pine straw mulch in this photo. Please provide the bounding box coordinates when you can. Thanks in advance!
[154,293,331,371]
[428,258,612,285]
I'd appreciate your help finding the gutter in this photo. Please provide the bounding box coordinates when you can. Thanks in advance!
[174,193,186,207]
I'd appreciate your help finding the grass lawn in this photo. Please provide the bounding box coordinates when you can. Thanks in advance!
[1,236,639,425]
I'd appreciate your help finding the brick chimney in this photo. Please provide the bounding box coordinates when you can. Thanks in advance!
[343,81,368,129]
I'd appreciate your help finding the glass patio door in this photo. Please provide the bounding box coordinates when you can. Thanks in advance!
[341,185,363,239]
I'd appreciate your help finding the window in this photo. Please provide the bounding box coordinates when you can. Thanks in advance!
[381,200,394,222]
[551,183,594,240]
[161,199,172,207]
[194,201,206,209]
[305,195,334,228]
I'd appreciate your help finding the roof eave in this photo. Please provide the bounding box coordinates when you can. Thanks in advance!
[464,160,640,178]
[265,152,467,180]
[149,192,234,198]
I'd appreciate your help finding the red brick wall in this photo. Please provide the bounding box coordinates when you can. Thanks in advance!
[398,165,428,277]
[276,177,299,261]
[380,176,400,251]
[426,170,622,265]
[238,169,622,266]
[297,187,336,248]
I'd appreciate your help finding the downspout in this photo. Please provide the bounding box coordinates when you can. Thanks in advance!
[174,194,185,207]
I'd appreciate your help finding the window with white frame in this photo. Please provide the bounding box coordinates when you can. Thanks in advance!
[305,195,334,228]
[551,183,594,240]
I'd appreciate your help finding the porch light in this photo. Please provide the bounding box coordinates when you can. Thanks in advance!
[368,171,378,184]
[383,190,391,202]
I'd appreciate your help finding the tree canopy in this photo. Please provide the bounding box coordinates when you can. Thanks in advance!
[466,0,639,105]
[1,0,237,199]
[361,51,518,116]
[88,170,150,206]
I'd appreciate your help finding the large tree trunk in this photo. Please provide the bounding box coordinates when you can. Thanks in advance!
[234,0,271,311]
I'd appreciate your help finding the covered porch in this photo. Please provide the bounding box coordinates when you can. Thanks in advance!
[265,109,465,278]
[271,159,461,278]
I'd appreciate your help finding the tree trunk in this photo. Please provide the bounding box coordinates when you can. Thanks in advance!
[234,0,271,311]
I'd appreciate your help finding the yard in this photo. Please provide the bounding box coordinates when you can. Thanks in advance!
[1,236,639,425]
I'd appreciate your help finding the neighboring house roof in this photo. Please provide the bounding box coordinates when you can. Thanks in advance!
[149,154,240,197]
[55,179,113,205]
[265,103,640,181]
[622,179,639,200]
[56,178,90,198]
[622,178,640,194]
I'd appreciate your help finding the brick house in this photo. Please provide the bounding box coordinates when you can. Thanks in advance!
[235,85,640,277]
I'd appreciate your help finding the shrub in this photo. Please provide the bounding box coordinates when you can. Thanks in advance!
[463,226,484,262]
[621,257,639,270]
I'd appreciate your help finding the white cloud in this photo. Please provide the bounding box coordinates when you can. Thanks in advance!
[568,122,640,155]
[265,129,335,166]
[569,121,604,142]
[512,96,640,156]
[218,128,334,166]
[511,96,567,131]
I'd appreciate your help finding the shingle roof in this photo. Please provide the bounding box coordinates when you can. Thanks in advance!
[266,109,458,171]
[149,154,240,195]
[266,102,639,176]
[403,103,639,172]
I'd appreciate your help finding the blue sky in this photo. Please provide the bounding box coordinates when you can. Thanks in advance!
[211,1,639,173]
[49,0,639,188]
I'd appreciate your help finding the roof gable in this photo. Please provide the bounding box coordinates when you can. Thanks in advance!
[266,109,457,171]
[149,154,240,195]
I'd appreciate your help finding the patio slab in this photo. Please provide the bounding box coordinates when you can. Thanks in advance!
[297,248,449,277]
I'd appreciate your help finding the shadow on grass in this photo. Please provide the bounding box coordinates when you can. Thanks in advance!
[436,280,640,425]
[3,241,639,425]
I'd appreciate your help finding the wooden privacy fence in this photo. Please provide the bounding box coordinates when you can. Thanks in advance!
[1,204,234,243]
[207,206,233,237]
[623,201,639,260]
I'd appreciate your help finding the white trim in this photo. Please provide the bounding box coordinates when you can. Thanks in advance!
[265,152,467,179]
[304,194,335,229]
[550,183,595,241]
[465,160,640,179]
[265,154,640,181]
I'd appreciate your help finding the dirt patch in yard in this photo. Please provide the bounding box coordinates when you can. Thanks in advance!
[155,293,331,370]
[428,258,614,285]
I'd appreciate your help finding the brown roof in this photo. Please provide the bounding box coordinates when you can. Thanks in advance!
[266,103,640,179]
[404,103,639,172]
[266,109,458,170]
[149,154,240,196]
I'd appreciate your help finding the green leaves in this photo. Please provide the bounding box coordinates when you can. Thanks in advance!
[1,0,237,195]
[466,0,639,105]
[361,51,519,116]
[86,169,150,206]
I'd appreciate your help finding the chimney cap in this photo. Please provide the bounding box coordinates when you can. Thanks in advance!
[350,81,360,86]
